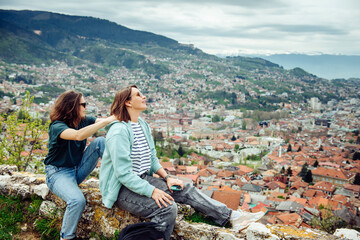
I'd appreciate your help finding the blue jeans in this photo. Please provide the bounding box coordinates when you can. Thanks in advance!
[45,137,105,240]
[115,174,231,240]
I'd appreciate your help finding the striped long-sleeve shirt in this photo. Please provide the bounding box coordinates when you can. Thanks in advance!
[130,122,151,175]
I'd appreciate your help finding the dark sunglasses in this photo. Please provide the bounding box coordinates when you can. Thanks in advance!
[131,91,144,98]
[80,102,87,108]
[128,90,144,100]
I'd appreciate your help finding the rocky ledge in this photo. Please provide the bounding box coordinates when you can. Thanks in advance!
[0,165,359,240]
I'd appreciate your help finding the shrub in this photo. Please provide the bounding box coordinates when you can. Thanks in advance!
[0,91,50,172]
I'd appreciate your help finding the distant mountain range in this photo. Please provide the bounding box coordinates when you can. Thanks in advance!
[248,54,360,80]
[1,10,359,81]
[2,9,311,80]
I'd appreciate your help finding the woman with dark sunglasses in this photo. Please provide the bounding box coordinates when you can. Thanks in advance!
[43,90,116,240]
[100,85,265,240]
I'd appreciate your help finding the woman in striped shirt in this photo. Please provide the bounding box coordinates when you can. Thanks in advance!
[99,85,265,240]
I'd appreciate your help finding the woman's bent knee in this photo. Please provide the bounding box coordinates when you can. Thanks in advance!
[93,136,105,145]
[154,202,177,234]
[166,202,178,221]
[68,195,86,211]
[158,201,177,220]
[93,136,105,155]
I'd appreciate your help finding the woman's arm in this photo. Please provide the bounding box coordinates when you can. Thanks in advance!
[156,167,168,179]
[95,117,112,123]
[60,115,117,141]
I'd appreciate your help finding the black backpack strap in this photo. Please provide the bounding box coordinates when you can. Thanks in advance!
[118,222,165,240]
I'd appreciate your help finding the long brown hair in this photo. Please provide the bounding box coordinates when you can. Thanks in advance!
[50,90,83,128]
[110,85,137,122]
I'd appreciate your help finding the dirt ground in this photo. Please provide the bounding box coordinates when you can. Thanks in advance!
[12,232,41,240]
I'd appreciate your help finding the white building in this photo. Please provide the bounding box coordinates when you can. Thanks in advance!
[310,97,322,111]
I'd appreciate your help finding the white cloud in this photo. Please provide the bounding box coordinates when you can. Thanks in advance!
[1,0,359,55]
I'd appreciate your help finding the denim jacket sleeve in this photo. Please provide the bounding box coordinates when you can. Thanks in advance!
[105,123,155,198]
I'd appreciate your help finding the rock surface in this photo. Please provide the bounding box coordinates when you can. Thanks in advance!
[0,165,357,239]
[334,228,360,240]
[247,223,279,240]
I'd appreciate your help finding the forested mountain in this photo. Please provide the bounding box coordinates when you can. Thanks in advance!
[0,10,178,49]
[0,9,209,75]
[0,18,67,64]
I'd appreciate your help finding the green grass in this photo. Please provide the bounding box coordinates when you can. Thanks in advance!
[0,194,121,239]
[34,218,61,240]
[0,195,24,239]
[185,212,231,228]
[0,194,61,240]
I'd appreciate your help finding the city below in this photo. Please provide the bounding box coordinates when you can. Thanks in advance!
[0,58,359,232]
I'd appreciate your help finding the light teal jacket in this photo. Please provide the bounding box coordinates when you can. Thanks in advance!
[99,118,162,208]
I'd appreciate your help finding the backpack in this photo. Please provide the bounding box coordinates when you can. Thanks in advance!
[117,222,165,240]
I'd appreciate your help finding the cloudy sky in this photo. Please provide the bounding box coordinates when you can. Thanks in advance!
[1,0,360,56]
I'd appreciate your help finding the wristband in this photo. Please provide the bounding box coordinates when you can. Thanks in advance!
[164,175,170,181]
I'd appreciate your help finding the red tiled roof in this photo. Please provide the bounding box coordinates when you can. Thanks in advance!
[233,170,247,176]
[290,180,308,190]
[289,176,302,182]
[172,135,182,140]
[251,202,268,213]
[217,170,233,178]
[312,167,353,180]
[186,166,198,173]
[271,191,288,199]
[235,179,246,188]
[266,196,286,203]
[262,176,274,183]
[212,191,241,210]
[288,196,308,206]
[277,213,302,227]
[302,189,316,198]
[314,191,327,198]
[267,216,277,224]
[309,181,336,192]
[160,161,173,168]
[197,168,217,177]
[273,181,287,189]
[177,174,198,182]
[308,197,328,208]
[332,194,348,204]
[344,184,360,192]
[266,181,286,190]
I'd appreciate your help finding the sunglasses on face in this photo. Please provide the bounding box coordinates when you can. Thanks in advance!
[130,91,144,99]
[80,102,87,108]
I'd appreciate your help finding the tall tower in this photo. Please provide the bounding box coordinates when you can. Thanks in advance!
[318,138,322,149]
[279,145,282,158]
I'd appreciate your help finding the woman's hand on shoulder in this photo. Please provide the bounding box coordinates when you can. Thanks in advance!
[107,115,117,123]
[96,115,117,124]
[151,188,174,208]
